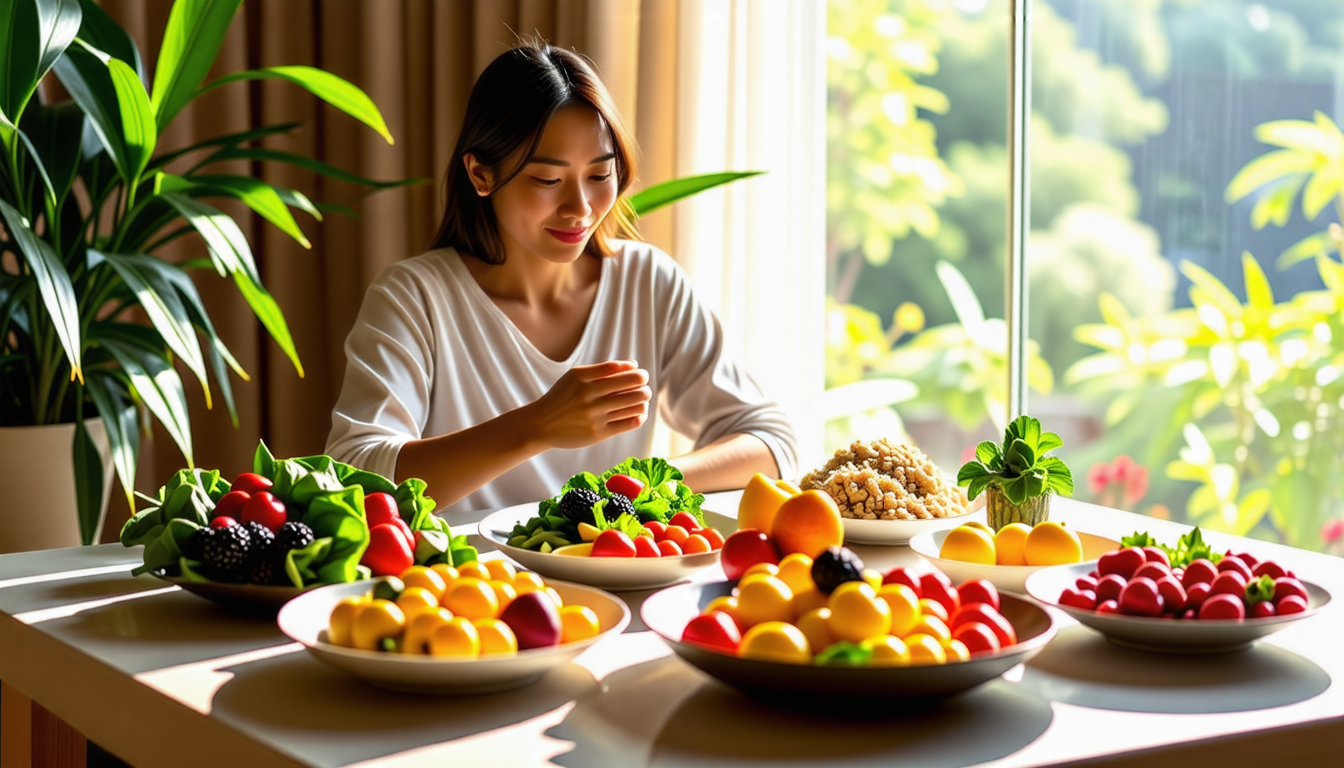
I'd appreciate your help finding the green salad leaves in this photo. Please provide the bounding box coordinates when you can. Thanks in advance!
[1120,527,1223,568]
[120,442,476,586]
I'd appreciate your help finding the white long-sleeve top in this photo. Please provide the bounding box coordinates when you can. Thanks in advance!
[325,240,798,513]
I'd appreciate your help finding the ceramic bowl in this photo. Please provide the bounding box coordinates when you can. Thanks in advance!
[908,528,1120,594]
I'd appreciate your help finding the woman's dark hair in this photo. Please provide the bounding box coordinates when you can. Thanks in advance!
[432,41,639,263]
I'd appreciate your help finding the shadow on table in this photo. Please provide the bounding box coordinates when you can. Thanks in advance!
[206,650,599,768]
[548,656,1054,768]
[32,586,287,674]
[1016,625,1331,714]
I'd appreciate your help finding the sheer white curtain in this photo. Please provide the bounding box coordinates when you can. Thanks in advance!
[652,0,828,475]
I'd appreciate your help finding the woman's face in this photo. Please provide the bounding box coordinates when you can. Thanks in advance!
[481,104,619,265]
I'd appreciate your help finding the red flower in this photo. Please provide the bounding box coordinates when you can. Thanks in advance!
[1087,463,1111,495]
[1322,519,1344,545]
[1125,463,1149,504]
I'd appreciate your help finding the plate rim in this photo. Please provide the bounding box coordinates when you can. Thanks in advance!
[477,502,728,568]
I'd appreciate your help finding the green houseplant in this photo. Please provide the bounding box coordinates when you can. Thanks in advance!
[0,0,409,546]
[957,415,1074,530]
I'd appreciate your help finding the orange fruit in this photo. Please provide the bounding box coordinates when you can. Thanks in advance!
[1024,521,1083,566]
[770,490,844,558]
[939,525,996,565]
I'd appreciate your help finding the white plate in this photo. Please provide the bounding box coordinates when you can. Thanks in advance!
[839,509,976,546]
[908,528,1120,594]
[478,503,731,591]
[277,579,630,694]
[1023,562,1332,654]
[641,581,1058,700]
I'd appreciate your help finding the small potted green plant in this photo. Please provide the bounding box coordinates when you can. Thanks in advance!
[957,416,1074,530]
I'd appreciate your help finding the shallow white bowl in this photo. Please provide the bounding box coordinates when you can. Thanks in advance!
[908,528,1120,594]
[277,578,630,694]
[641,580,1057,701]
[839,512,975,547]
[478,503,731,591]
[1024,562,1332,654]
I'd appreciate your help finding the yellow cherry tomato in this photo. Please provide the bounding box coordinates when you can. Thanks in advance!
[352,599,406,651]
[472,618,519,655]
[429,616,480,658]
[790,588,829,621]
[443,577,500,620]
[993,523,1032,566]
[827,582,892,643]
[909,614,951,644]
[544,587,565,609]
[738,621,811,664]
[487,579,518,612]
[398,566,448,599]
[742,562,781,580]
[429,564,460,587]
[944,638,971,662]
[513,571,546,595]
[395,586,441,623]
[795,607,834,653]
[558,605,601,643]
[327,596,369,647]
[940,525,996,565]
[862,569,883,591]
[905,633,948,665]
[484,559,518,583]
[861,635,911,667]
[402,608,453,654]
[877,583,921,637]
[735,575,794,629]
[456,561,490,581]
[1024,521,1084,566]
[918,598,949,623]
[775,553,815,595]
[704,595,745,630]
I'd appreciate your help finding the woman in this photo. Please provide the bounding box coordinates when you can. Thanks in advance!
[326,41,796,512]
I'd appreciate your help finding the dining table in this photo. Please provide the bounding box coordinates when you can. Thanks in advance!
[1,491,1342,768]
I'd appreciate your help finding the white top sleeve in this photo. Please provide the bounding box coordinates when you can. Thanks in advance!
[325,241,798,512]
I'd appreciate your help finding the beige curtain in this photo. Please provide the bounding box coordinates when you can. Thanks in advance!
[98,0,823,539]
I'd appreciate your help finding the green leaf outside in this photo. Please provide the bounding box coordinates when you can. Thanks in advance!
[626,171,764,216]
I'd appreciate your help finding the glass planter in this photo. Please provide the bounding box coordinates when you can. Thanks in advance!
[986,487,1051,531]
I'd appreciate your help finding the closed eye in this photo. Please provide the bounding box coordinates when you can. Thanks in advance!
[590,174,612,182]
[532,177,561,186]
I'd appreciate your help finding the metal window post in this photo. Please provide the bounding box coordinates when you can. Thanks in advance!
[1006,0,1032,421]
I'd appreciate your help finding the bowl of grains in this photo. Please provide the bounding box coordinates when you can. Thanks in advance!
[799,438,978,546]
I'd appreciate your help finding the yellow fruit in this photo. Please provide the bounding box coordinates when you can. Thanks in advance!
[738,621,812,664]
[544,586,565,609]
[472,618,518,655]
[993,523,1031,566]
[961,520,995,536]
[456,561,490,581]
[775,553,815,595]
[398,566,448,599]
[862,569,883,591]
[327,596,368,647]
[789,587,829,620]
[554,542,595,557]
[704,595,745,630]
[487,579,518,611]
[827,582,892,643]
[905,634,948,665]
[352,599,406,651]
[513,571,546,594]
[909,614,951,644]
[944,638,971,662]
[737,473,801,535]
[443,577,499,620]
[484,560,518,583]
[395,586,441,622]
[577,522,603,542]
[559,605,602,643]
[429,617,480,658]
[795,607,834,652]
[877,584,921,637]
[939,525,996,565]
[742,562,781,580]
[1024,521,1084,566]
[429,564,460,586]
[861,635,911,667]
[735,575,795,629]
[771,490,845,558]
[402,608,453,654]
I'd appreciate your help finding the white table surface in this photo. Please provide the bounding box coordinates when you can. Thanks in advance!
[2,492,1342,768]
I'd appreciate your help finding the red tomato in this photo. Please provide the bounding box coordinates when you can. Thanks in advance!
[669,512,701,530]
[633,535,661,558]
[657,539,684,557]
[214,490,250,521]
[591,530,637,558]
[241,491,287,532]
[701,528,726,551]
[1096,599,1121,614]
[682,611,742,653]
[682,534,712,554]
[365,492,402,528]
[605,473,645,499]
[956,578,1000,612]
[881,566,923,598]
[391,518,415,549]
[1197,592,1245,620]
[1057,587,1097,611]
[951,622,1001,657]
[231,472,273,495]
[361,524,414,576]
[950,603,1016,647]
[1181,559,1219,588]
[919,572,960,617]
[719,529,779,580]
[1275,594,1309,615]
[209,516,238,529]
[664,526,691,547]
[643,521,669,541]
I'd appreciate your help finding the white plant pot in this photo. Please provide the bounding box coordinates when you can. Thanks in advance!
[0,419,116,554]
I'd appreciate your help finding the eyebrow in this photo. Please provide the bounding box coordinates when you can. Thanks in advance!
[527,152,617,167]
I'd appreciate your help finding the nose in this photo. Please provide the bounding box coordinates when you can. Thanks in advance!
[557,178,592,222]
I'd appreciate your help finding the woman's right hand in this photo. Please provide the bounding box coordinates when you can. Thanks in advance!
[527,360,651,449]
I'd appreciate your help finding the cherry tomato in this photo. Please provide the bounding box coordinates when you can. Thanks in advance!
[591,529,637,558]
[669,512,700,530]
[365,492,402,527]
[664,526,691,547]
[951,622,1001,657]
[230,472,273,495]
[605,473,645,499]
[719,529,780,580]
[881,566,923,598]
[918,572,960,617]
[361,524,415,577]
[214,490,250,521]
[701,528,726,550]
[955,578,1000,612]
[949,603,1016,647]
[643,521,669,541]
[209,516,237,529]
[241,491,287,532]
[682,611,742,653]
[682,534,712,554]
[657,540,684,557]
[1197,592,1245,620]
[633,535,660,558]
[1181,559,1219,587]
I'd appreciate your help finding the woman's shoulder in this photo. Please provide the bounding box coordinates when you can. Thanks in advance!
[369,248,461,291]
[609,239,686,285]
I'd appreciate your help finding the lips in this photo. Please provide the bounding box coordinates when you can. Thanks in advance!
[546,227,589,245]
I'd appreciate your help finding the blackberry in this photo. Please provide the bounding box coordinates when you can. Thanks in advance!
[249,556,287,586]
[275,521,316,553]
[599,494,637,523]
[245,522,276,557]
[811,546,865,594]
[557,489,601,524]
[202,524,252,581]
[182,526,214,562]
